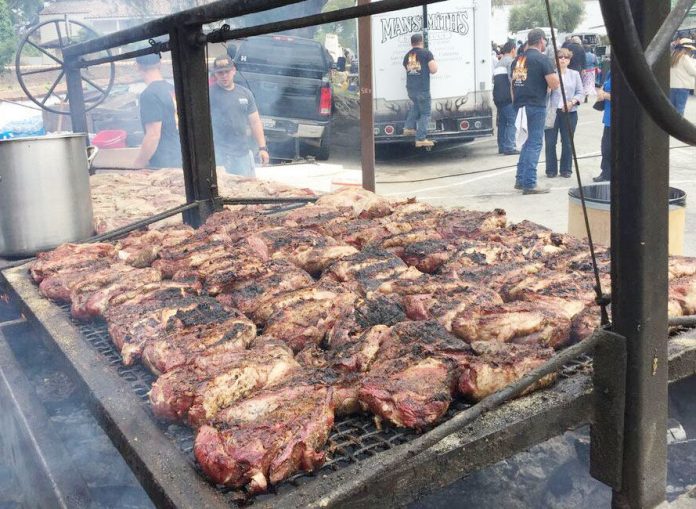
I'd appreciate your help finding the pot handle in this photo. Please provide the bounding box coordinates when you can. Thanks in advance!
[86,145,99,169]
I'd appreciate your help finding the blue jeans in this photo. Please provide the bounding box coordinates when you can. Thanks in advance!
[670,88,690,116]
[545,110,578,176]
[496,103,516,153]
[218,150,256,177]
[515,105,546,189]
[405,91,432,141]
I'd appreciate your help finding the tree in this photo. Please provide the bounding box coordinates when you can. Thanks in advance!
[508,0,585,33]
[0,0,17,72]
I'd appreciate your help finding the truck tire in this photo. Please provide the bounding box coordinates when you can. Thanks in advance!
[316,125,331,161]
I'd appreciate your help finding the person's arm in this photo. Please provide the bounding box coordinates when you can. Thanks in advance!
[428,59,438,74]
[571,70,585,106]
[133,121,161,167]
[248,111,269,165]
[545,72,560,90]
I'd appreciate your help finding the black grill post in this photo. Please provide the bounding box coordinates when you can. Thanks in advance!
[65,56,90,164]
[168,25,220,227]
[358,0,376,192]
[610,0,670,506]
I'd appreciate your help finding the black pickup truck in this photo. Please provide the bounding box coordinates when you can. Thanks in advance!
[231,35,334,160]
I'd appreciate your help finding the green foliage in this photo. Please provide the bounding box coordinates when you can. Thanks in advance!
[8,0,42,25]
[314,0,357,52]
[508,0,585,33]
[0,0,16,72]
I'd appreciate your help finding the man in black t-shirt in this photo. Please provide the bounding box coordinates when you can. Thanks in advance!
[402,33,438,147]
[511,28,560,194]
[133,54,182,169]
[208,56,269,177]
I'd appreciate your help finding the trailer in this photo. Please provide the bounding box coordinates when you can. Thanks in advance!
[370,0,494,144]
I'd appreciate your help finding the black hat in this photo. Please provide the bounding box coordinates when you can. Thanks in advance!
[213,56,235,72]
[135,53,161,67]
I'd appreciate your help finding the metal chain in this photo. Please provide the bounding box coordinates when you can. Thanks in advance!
[543,0,610,325]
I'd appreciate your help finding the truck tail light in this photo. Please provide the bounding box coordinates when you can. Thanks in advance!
[319,86,332,116]
[459,120,470,130]
[384,125,395,135]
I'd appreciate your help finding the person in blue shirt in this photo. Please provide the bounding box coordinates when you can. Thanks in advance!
[593,72,611,182]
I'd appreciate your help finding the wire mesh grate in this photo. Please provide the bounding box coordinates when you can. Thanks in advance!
[59,304,593,504]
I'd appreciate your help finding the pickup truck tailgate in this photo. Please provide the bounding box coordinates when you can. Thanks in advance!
[238,71,326,121]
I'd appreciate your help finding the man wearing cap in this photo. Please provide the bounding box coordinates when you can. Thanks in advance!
[402,33,438,147]
[133,53,182,168]
[511,28,560,194]
[209,56,269,176]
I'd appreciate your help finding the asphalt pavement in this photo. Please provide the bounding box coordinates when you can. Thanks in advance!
[331,97,696,255]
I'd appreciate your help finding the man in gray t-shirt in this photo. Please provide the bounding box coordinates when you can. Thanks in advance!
[209,56,269,176]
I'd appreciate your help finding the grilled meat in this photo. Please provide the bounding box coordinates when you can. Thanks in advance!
[153,239,231,278]
[218,260,314,315]
[314,187,393,218]
[450,300,572,349]
[116,225,194,268]
[283,204,350,228]
[399,239,453,273]
[105,295,204,365]
[70,266,162,320]
[141,304,257,375]
[195,383,333,492]
[30,243,116,283]
[262,290,358,352]
[38,259,114,302]
[321,246,422,294]
[149,342,299,426]
[359,356,457,429]
[435,208,507,240]
[457,341,555,401]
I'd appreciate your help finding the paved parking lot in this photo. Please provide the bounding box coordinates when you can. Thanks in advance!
[330,97,696,255]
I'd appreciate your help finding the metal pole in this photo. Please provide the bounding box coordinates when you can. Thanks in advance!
[62,0,309,57]
[611,0,670,506]
[64,56,89,146]
[422,3,429,49]
[358,0,376,192]
[168,25,220,227]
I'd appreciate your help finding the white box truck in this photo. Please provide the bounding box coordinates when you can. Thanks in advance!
[370,0,493,143]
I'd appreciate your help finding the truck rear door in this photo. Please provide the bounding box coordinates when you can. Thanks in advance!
[234,36,331,123]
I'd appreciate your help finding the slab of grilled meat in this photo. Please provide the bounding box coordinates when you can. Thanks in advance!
[105,295,205,365]
[149,341,300,426]
[116,225,194,268]
[30,243,116,283]
[321,246,422,294]
[440,239,525,273]
[359,355,458,429]
[398,239,453,274]
[451,300,572,349]
[141,303,257,375]
[435,208,507,240]
[104,280,202,309]
[70,266,163,320]
[283,204,351,229]
[261,288,358,352]
[447,260,545,295]
[153,239,232,278]
[38,259,115,302]
[314,187,394,218]
[217,259,314,316]
[319,217,411,250]
[195,383,334,492]
[457,341,555,401]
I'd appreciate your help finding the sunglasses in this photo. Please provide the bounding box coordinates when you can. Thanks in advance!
[558,56,570,59]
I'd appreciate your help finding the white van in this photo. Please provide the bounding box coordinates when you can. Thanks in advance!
[370,0,494,143]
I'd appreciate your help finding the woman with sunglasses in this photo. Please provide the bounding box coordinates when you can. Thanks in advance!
[544,48,584,178]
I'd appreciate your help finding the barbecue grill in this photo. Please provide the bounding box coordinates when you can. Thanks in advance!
[1,263,695,507]
[3,0,696,506]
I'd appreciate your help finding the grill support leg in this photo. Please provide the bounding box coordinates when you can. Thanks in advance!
[169,24,221,227]
[610,0,670,506]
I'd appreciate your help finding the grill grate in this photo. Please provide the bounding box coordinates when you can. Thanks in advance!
[61,304,593,504]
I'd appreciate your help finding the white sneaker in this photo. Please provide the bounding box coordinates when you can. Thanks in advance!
[402,128,416,136]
